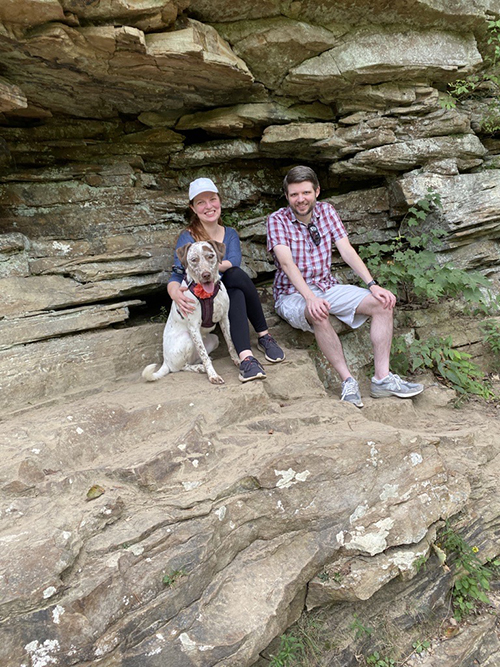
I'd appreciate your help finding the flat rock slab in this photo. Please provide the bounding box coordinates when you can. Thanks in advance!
[0,322,163,415]
[0,274,164,318]
[0,300,143,350]
[0,352,472,666]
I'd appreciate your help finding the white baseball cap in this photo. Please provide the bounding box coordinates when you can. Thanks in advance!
[189,177,219,201]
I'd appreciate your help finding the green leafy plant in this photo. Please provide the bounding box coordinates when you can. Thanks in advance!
[413,553,429,573]
[439,523,495,621]
[390,334,495,400]
[481,319,500,357]
[486,19,500,69]
[331,571,343,583]
[162,569,186,587]
[269,613,326,667]
[359,189,491,307]
[296,615,325,662]
[412,639,431,654]
[269,633,305,667]
[350,614,373,640]
[365,652,396,667]
[440,20,500,124]
[480,99,500,135]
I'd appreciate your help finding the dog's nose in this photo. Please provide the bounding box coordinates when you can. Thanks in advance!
[201,271,211,281]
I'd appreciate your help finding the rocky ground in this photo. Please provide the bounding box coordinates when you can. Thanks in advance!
[1,337,499,666]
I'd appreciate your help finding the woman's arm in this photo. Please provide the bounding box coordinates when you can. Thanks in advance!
[219,228,241,272]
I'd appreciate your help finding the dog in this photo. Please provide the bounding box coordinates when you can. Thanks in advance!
[142,240,240,384]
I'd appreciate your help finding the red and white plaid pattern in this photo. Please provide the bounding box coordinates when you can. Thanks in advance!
[267,201,348,301]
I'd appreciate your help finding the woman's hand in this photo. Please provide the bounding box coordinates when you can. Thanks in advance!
[169,282,197,318]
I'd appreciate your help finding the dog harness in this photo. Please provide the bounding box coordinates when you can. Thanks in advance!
[188,282,221,328]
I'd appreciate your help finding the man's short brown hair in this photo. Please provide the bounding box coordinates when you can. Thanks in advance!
[283,165,320,194]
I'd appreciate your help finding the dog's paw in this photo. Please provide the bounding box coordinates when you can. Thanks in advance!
[232,357,240,367]
[209,374,225,385]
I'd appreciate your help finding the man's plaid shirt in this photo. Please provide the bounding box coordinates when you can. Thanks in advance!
[266,201,348,301]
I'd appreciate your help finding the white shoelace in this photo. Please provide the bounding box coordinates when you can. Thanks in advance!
[341,378,358,399]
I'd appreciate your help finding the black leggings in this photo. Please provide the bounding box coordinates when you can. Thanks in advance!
[221,266,267,355]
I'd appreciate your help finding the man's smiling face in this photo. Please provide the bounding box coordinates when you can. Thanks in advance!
[285,181,321,222]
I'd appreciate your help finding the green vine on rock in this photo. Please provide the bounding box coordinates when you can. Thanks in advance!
[359,189,491,308]
[440,20,500,135]
[391,334,495,400]
[438,522,499,621]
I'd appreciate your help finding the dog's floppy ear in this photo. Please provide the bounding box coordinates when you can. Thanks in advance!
[207,240,226,263]
[176,243,192,268]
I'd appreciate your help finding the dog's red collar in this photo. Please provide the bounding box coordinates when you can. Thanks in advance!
[188,281,221,328]
[192,283,215,300]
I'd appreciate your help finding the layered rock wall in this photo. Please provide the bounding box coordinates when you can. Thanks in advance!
[2,2,500,666]
[2,0,500,411]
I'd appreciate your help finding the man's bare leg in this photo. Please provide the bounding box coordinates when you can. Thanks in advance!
[307,310,352,381]
[356,294,393,380]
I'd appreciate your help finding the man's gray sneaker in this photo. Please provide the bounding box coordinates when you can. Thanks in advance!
[370,372,424,398]
[257,333,285,363]
[340,377,363,408]
[239,355,267,382]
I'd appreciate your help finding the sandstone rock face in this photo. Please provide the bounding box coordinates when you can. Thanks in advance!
[0,0,65,26]
[0,19,257,119]
[0,78,27,113]
[176,102,334,137]
[3,350,498,667]
[1,1,500,664]
[281,28,482,101]
[215,18,342,89]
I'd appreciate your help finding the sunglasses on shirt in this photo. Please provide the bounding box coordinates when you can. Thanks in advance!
[308,223,321,246]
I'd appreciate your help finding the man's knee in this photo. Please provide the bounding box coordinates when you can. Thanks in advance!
[311,314,336,334]
[374,302,394,321]
[361,296,393,320]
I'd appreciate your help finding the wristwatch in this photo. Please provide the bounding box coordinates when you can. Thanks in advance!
[366,279,378,288]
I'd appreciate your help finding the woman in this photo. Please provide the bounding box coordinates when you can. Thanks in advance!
[168,177,285,382]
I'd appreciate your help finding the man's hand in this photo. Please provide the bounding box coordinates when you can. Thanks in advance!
[369,285,396,309]
[305,294,331,322]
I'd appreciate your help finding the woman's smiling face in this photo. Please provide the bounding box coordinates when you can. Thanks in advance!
[191,191,222,226]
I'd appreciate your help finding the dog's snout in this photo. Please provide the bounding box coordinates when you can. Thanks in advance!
[201,270,211,281]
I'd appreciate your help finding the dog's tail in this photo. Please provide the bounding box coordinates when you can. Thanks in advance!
[142,363,170,382]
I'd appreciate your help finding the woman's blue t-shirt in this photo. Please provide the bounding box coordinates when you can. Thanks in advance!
[169,227,242,283]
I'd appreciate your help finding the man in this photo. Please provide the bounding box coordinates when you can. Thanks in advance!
[266,165,423,407]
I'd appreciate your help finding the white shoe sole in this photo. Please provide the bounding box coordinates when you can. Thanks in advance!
[370,386,424,399]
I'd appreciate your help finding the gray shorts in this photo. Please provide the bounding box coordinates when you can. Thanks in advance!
[275,284,370,333]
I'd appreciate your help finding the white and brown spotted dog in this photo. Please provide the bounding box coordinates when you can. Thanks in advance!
[142,240,240,384]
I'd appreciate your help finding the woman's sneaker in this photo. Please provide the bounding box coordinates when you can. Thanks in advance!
[370,373,424,398]
[239,356,267,382]
[340,377,363,408]
[257,333,285,362]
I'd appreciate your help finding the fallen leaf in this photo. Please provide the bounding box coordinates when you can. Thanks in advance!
[432,543,447,567]
[86,484,105,501]
[442,625,460,639]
